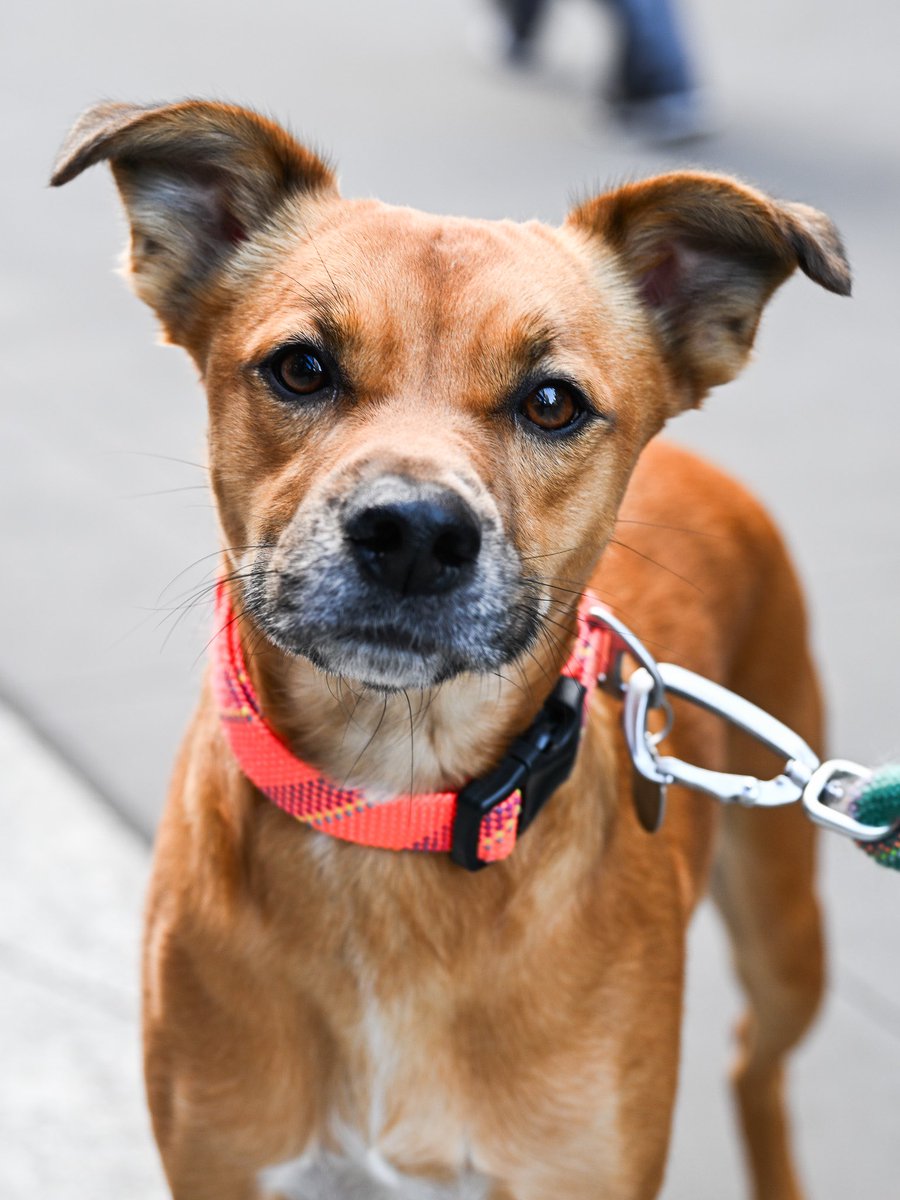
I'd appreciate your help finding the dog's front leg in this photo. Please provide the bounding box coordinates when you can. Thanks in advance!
[143,920,324,1200]
[150,1134,269,1200]
[144,1033,306,1200]
[144,1028,318,1200]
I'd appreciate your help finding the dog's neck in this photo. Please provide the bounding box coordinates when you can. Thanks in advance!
[237,605,580,800]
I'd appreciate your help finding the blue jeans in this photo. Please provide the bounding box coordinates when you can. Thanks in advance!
[609,0,693,100]
[500,0,694,100]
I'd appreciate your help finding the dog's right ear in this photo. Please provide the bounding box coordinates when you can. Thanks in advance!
[51,100,336,343]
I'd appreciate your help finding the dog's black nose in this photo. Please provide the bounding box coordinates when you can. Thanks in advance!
[346,494,482,596]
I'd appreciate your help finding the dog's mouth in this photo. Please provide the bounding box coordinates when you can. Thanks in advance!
[240,561,542,692]
[338,624,441,655]
[297,625,465,691]
[255,605,539,691]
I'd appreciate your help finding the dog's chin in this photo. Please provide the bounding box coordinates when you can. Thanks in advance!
[258,622,469,693]
[309,637,459,693]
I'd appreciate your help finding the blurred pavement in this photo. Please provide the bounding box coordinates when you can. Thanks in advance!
[2,0,899,1196]
[0,702,164,1198]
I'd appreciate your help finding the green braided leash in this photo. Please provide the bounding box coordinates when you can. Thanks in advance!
[852,765,900,870]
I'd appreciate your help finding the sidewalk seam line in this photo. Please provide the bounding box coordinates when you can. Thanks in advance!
[0,674,151,845]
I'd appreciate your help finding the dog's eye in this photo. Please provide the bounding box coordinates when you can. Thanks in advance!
[519,383,584,433]
[266,345,330,398]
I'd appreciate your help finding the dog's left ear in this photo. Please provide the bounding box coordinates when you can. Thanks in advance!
[567,172,851,409]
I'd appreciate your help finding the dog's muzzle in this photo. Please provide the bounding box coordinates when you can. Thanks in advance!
[248,475,540,689]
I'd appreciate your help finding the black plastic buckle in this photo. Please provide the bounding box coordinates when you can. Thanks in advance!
[450,675,587,871]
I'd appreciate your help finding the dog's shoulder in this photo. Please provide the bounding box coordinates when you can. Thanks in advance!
[627,439,782,539]
[593,437,806,682]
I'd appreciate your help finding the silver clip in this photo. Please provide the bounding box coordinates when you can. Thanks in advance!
[594,608,894,842]
[623,663,820,808]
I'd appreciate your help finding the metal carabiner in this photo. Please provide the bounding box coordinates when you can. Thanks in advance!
[623,662,820,808]
[592,607,896,844]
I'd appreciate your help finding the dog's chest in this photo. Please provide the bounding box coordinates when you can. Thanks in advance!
[255,813,622,1198]
[262,983,492,1199]
[259,969,624,1199]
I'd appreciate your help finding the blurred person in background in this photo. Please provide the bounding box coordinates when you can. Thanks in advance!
[492,0,708,142]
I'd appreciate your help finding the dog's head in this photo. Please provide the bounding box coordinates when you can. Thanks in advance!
[53,101,850,692]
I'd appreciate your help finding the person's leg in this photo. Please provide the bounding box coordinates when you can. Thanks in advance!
[496,0,551,61]
[602,0,710,140]
[605,0,694,100]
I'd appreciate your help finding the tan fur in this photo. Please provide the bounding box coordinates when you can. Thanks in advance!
[53,102,849,1200]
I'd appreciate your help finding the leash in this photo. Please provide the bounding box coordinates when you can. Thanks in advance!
[211,583,900,871]
[589,609,900,871]
[850,767,900,869]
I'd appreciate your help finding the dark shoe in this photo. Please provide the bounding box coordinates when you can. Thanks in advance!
[612,88,715,144]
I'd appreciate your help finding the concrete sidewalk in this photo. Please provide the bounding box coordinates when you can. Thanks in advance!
[0,702,165,1199]
[3,697,899,1199]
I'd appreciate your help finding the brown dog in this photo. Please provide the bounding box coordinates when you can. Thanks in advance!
[53,101,850,1200]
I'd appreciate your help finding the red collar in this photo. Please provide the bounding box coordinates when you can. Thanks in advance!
[212,582,614,869]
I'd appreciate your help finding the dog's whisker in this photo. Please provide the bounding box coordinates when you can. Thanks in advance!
[239,624,271,669]
[108,449,209,473]
[615,517,725,540]
[522,645,557,689]
[521,578,584,599]
[530,588,671,651]
[124,484,210,500]
[506,651,537,706]
[157,593,217,651]
[273,268,329,312]
[193,603,248,669]
[487,669,528,697]
[112,558,273,651]
[531,624,572,675]
[153,575,236,618]
[294,225,344,307]
[423,680,450,728]
[521,574,621,603]
[152,569,271,647]
[329,674,370,731]
[275,260,343,314]
[157,545,271,604]
[520,545,580,562]
[337,679,371,748]
[608,537,705,594]
[534,616,571,653]
[338,675,368,705]
[535,613,580,644]
[341,694,390,789]
[403,690,415,798]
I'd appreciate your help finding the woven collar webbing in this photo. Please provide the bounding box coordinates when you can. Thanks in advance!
[212,582,612,864]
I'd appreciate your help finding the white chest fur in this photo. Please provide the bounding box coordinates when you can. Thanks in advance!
[260,986,492,1200]
[260,1150,490,1200]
